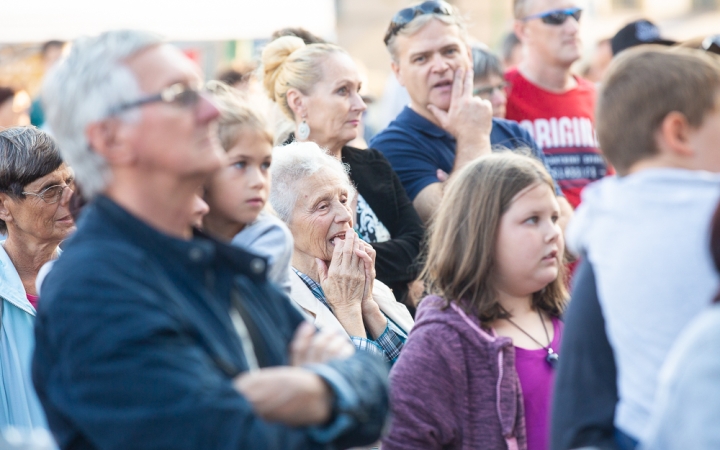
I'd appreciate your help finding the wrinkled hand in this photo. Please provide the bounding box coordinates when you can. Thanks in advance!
[235,367,333,426]
[290,321,355,366]
[315,232,366,313]
[427,68,493,150]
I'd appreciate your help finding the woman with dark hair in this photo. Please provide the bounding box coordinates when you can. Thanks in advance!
[0,126,75,431]
[642,202,720,449]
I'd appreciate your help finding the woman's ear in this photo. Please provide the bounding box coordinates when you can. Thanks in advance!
[0,193,14,225]
[286,88,307,122]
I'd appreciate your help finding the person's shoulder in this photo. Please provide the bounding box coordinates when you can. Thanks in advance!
[490,118,534,147]
[574,75,597,92]
[343,146,391,166]
[504,67,522,82]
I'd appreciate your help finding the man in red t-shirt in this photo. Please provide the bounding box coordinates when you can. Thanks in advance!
[506,0,612,207]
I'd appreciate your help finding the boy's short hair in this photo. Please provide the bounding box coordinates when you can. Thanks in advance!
[597,46,720,175]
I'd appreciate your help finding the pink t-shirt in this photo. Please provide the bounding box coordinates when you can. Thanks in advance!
[26,294,39,310]
[514,317,563,450]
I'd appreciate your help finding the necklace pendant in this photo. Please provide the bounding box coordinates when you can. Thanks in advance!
[546,347,559,368]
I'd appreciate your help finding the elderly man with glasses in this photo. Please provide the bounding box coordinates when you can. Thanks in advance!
[370,0,566,224]
[506,0,613,209]
[32,30,388,450]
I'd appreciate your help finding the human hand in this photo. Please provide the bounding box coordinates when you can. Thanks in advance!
[316,232,367,336]
[290,321,355,366]
[235,367,333,426]
[427,68,493,156]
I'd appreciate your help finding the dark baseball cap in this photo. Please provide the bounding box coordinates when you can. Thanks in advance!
[611,19,676,56]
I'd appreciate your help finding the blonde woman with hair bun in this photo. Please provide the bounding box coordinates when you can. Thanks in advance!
[261,35,425,311]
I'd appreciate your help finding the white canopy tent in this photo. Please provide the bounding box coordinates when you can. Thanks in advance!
[0,0,337,43]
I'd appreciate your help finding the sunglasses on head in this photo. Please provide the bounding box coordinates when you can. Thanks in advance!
[522,7,582,25]
[384,0,453,46]
[703,35,720,55]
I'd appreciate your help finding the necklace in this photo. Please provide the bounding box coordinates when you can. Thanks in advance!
[503,310,559,368]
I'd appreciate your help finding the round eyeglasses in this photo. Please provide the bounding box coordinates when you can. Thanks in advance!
[22,184,74,204]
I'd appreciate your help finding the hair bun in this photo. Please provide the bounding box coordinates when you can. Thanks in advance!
[262,36,306,101]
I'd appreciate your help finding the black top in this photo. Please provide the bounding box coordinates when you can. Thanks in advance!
[551,259,619,450]
[33,195,389,449]
[341,146,424,288]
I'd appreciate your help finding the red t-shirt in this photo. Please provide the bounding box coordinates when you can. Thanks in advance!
[27,293,39,309]
[505,69,612,207]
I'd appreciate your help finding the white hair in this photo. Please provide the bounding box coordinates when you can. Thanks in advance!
[42,30,162,198]
[269,141,355,223]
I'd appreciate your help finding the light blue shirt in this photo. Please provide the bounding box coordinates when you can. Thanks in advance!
[0,241,48,431]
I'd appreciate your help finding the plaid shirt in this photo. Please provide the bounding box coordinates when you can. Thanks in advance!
[293,268,407,363]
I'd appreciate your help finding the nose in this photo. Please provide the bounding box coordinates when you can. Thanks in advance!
[351,91,367,113]
[545,219,561,243]
[59,185,74,206]
[333,199,353,226]
[430,52,451,73]
[491,89,507,106]
[196,92,220,123]
[247,166,267,190]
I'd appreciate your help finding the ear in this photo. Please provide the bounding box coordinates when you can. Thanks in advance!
[85,119,137,166]
[656,111,695,158]
[0,192,14,226]
[391,60,405,87]
[513,20,527,43]
[286,88,307,122]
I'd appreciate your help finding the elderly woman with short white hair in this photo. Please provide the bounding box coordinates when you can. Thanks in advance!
[271,141,413,363]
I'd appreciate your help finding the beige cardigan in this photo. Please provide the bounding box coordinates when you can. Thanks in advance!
[289,270,414,337]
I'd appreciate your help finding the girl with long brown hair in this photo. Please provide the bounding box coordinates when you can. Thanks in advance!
[384,151,568,450]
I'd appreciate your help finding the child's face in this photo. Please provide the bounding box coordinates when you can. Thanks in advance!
[691,104,720,172]
[204,129,272,229]
[493,182,563,297]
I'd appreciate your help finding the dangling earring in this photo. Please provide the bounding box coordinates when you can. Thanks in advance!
[297,115,310,141]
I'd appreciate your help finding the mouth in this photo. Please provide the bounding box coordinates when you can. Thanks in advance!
[329,231,347,246]
[432,79,453,90]
[542,250,559,262]
[246,197,264,206]
[57,215,74,224]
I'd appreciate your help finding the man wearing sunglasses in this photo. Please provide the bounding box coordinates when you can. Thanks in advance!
[507,0,612,209]
[32,30,389,450]
[370,0,566,224]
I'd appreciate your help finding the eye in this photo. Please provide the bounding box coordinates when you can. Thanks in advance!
[317,202,329,211]
[444,48,458,56]
[261,161,271,170]
[412,55,426,63]
[232,161,247,169]
[524,216,539,225]
[337,86,348,95]
[551,214,559,224]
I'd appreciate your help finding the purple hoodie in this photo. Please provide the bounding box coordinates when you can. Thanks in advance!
[384,296,527,450]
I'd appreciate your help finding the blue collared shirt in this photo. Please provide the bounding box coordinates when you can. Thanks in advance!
[369,106,562,201]
[292,269,407,364]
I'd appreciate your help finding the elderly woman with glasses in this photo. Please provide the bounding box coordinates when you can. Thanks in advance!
[472,45,509,119]
[0,126,75,431]
[262,36,425,310]
[270,141,413,364]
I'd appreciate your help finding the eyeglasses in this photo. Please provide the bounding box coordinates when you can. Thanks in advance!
[22,183,74,204]
[384,0,453,45]
[109,81,207,116]
[473,81,510,98]
[522,7,582,25]
[703,35,720,55]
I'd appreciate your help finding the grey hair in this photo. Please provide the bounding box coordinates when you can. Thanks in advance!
[472,45,504,81]
[0,126,63,233]
[386,10,468,62]
[42,30,162,199]
[269,141,355,224]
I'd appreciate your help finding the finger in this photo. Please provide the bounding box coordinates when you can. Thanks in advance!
[351,233,365,271]
[436,168,449,182]
[331,234,345,267]
[322,333,354,361]
[451,67,465,103]
[427,104,449,126]
[307,329,334,364]
[290,322,316,366]
[315,258,329,282]
[341,233,355,270]
[463,67,474,99]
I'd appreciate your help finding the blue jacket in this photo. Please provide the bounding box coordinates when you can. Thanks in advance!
[32,195,389,449]
[0,242,48,431]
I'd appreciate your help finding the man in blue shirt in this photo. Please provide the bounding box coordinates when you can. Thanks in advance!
[371,1,569,223]
[33,30,389,449]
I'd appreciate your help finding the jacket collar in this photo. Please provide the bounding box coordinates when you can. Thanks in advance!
[0,241,35,315]
[91,195,268,282]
